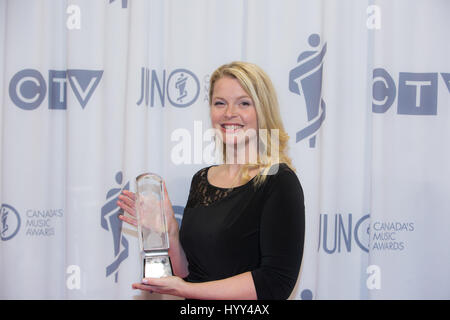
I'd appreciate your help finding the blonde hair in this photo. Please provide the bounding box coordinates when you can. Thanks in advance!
[209,61,295,187]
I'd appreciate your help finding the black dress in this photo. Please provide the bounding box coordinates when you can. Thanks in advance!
[179,163,305,300]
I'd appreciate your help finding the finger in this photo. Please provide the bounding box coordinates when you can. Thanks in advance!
[142,277,165,286]
[117,199,136,217]
[118,212,137,227]
[122,189,136,201]
[132,283,155,293]
[119,193,136,210]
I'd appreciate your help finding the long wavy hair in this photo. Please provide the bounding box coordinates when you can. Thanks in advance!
[209,61,295,187]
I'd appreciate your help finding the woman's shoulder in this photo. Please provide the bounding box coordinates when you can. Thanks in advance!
[263,163,302,190]
[268,162,293,173]
[258,164,304,212]
[266,163,297,179]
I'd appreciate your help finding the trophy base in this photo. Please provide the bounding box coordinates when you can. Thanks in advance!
[143,251,173,278]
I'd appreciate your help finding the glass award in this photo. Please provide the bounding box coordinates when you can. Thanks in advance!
[135,173,173,278]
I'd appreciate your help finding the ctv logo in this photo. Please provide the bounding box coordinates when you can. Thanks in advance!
[9,68,103,110]
[372,69,450,115]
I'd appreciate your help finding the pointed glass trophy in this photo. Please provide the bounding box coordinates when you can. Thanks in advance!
[135,173,173,278]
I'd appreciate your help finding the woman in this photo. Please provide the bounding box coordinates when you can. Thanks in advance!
[118,61,305,300]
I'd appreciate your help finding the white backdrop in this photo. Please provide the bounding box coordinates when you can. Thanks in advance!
[1,0,449,299]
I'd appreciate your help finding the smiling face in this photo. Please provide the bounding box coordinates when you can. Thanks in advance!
[207,61,292,181]
[210,76,258,149]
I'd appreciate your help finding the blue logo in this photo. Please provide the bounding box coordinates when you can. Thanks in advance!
[101,172,130,282]
[137,68,200,108]
[173,205,184,228]
[66,70,103,109]
[372,69,450,115]
[289,34,327,148]
[109,0,128,8]
[318,213,370,254]
[9,69,46,110]
[301,289,313,300]
[9,69,103,110]
[442,73,450,92]
[1,204,21,241]
[167,69,200,108]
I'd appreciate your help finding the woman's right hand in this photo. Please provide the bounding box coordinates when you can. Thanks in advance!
[117,184,179,237]
[117,190,138,227]
[117,184,188,278]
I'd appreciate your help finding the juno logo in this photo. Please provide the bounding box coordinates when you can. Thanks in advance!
[289,33,327,148]
[137,67,200,108]
[1,204,21,241]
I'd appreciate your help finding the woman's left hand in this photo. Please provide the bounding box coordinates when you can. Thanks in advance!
[132,276,188,298]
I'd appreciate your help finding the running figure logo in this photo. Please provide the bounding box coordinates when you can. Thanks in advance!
[289,33,327,148]
[101,172,130,282]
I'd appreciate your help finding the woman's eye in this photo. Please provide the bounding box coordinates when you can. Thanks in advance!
[213,101,225,106]
[240,101,251,107]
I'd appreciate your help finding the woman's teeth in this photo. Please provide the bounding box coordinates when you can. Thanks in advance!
[222,124,243,130]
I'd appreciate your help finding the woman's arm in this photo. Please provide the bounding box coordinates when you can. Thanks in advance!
[167,226,189,278]
[251,169,305,299]
[133,271,257,300]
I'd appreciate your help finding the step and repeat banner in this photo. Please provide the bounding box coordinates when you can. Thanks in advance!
[1,0,449,299]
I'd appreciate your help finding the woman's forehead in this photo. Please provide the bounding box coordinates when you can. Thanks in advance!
[212,77,250,98]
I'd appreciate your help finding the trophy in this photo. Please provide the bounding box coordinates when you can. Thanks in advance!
[135,173,173,278]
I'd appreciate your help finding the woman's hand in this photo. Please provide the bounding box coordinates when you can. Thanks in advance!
[133,272,258,300]
[117,182,179,237]
[132,276,188,298]
[118,182,189,278]
[117,189,138,226]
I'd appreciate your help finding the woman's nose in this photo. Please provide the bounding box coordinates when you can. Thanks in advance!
[224,104,237,118]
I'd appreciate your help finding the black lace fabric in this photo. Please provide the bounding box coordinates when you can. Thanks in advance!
[185,167,234,208]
